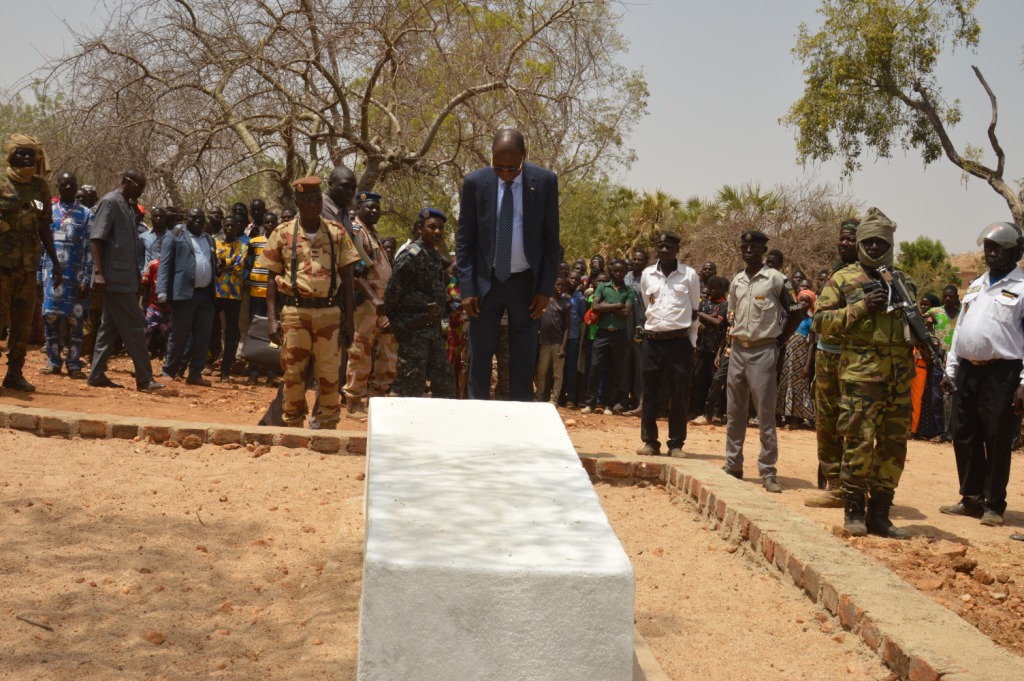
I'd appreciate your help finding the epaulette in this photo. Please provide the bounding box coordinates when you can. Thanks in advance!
[407,242,423,257]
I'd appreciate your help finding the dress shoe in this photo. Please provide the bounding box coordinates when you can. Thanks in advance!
[623,406,641,417]
[3,375,36,392]
[137,380,165,392]
[722,465,742,480]
[67,369,87,380]
[939,501,984,518]
[87,376,123,389]
[185,377,212,387]
[980,510,1004,527]
[763,475,783,493]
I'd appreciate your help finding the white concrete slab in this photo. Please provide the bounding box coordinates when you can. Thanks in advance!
[357,398,635,681]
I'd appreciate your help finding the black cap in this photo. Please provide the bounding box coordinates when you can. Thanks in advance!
[740,229,769,244]
[655,230,681,245]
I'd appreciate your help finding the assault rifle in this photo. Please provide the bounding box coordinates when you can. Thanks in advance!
[875,265,948,377]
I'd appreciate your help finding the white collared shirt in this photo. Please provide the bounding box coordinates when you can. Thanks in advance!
[188,232,213,289]
[496,172,528,273]
[640,261,700,343]
[946,267,1024,381]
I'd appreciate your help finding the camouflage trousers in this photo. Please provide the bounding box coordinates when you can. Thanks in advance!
[342,299,397,401]
[0,266,37,372]
[391,324,456,398]
[837,363,913,495]
[814,349,843,483]
[280,305,342,429]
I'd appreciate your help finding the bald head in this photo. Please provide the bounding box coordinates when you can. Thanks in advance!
[56,171,78,204]
[327,165,357,208]
[492,128,526,155]
[120,169,146,202]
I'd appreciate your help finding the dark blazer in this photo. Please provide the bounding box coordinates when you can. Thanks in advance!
[156,229,216,302]
[456,162,560,300]
[91,190,143,294]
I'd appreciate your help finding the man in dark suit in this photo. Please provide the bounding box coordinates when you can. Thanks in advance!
[156,207,218,386]
[456,128,560,401]
[87,169,164,392]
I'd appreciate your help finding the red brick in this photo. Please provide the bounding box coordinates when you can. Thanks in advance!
[599,460,633,479]
[838,594,863,630]
[787,555,805,588]
[908,656,941,681]
[820,582,840,614]
[773,543,789,573]
[737,514,751,541]
[697,486,709,507]
[143,425,171,443]
[9,412,39,431]
[882,637,910,678]
[714,497,727,520]
[634,461,662,480]
[580,457,597,476]
[722,508,736,532]
[761,536,775,564]
[668,466,679,487]
[345,437,367,455]
[242,431,275,446]
[171,427,207,442]
[802,564,821,602]
[275,433,310,449]
[111,422,139,439]
[79,419,107,438]
[860,615,882,651]
[749,524,761,548]
[40,416,71,436]
[702,491,714,515]
[310,435,341,454]
[209,428,242,445]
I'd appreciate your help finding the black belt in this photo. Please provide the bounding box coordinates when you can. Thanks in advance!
[641,328,690,341]
[278,294,334,309]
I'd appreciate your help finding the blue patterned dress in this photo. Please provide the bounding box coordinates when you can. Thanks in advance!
[41,200,93,371]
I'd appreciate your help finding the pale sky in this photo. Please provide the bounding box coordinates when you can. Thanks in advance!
[4,0,1023,254]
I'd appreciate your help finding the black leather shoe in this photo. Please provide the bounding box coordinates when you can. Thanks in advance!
[137,380,165,392]
[3,375,36,392]
[722,465,742,480]
[939,501,984,518]
[87,376,123,389]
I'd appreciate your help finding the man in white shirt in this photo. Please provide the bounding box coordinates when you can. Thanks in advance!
[940,222,1024,527]
[635,232,700,457]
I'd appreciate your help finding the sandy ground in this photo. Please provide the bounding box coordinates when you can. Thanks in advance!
[2,430,893,680]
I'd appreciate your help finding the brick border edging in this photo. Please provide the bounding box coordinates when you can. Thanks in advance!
[0,404,367,455]
[581,455,1024,681]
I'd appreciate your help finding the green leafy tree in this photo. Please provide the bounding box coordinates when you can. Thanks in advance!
[897,236,960,297]
[784,1,1024,223]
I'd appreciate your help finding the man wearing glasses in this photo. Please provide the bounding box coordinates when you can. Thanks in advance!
[456,128,560,401]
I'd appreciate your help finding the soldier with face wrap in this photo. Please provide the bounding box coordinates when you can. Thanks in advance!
[815,208,916,539]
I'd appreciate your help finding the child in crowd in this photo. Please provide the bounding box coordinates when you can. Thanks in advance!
[533,276,570,404]
[141,256,171,360]
[691,275,729,425]
[560,272,586,408]
[214,216,247,381]
[582,259,635,414]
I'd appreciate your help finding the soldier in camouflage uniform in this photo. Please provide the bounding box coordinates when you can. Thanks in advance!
[343,191,398,417]
[815,208,915,538]
[257,177,360,429]
[0,135,62,392]
[384,208,456,398]
[805,218,859,508]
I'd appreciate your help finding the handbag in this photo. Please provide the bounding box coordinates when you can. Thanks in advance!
[242,315,281,369]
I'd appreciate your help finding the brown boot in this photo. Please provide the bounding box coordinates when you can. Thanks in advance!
[804,479,844,508]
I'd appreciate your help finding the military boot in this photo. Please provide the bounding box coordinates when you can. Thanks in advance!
[843,492,867,537]
[866,491,909,539]
[3,360,36,392]
[804,478,844,508]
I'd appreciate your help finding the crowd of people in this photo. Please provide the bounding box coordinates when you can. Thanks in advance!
[1,130,1020,537]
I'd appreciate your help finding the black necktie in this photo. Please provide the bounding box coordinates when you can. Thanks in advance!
[494,181,514,282]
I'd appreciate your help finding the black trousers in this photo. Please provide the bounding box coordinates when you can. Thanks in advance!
[585,328,629,408]
[467,271,538,402]
[640,336,693,449]
[952,359,1022,514]
[690,350,717,416]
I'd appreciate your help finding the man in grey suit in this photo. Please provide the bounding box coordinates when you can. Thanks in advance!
[157,208,218,386]
[456,128,560,401]
[87,170,163,391]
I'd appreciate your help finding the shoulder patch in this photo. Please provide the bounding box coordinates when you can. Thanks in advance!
[407,242,423,257]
